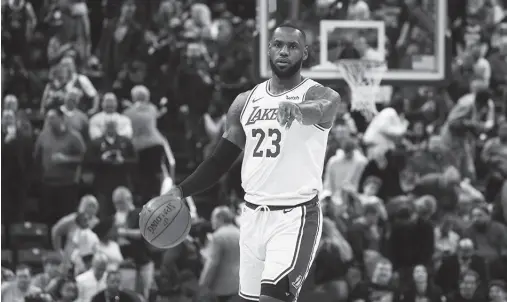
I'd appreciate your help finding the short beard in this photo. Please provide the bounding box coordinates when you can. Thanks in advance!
[269,57,303,79]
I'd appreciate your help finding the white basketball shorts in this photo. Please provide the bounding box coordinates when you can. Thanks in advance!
[238,197,322,301]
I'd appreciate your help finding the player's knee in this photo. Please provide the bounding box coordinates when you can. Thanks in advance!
[260,277,295,302]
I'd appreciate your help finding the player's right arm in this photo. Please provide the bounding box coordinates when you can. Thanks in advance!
[164,91,249,199]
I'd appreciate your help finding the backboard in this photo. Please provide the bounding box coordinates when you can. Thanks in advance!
[255,0,448,86]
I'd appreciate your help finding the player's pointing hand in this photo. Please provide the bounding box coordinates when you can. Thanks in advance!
[278,101,302,129]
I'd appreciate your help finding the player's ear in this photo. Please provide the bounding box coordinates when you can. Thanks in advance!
[303,45,309,61]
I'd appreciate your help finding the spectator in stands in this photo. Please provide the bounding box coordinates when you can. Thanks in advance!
[59,56,99,114]
[322,137,367,206]
[488,280,507,302]
[86,120,137,217]
[440,89,495,180]
[353,35,384,61]
[487,38,507,95]
[359,147,406,202]
[124,85,168,202]
[112,186,154,299]
[61,87,89,140]
[184,3,214,40]
[412,166,461,216]
[457,43,492,94]
[333,101,358,137]
[92,218,123,271]
[1,264,42,301]
[1,0,37,61]
[158,236,203,301]
[40,63,70,113]
[413,195,438,222]
[363,99,409,156]
[314,218,352,301]
[348,176,388,220]
[176,42,215,167]
[4,94,33,137]
[2,267,15,284]
[69,212,100,276]
[52,278,78,302]
[408,135,454,176]
[96,0,147,89]
[436,238,489,295]
[347,204,386,271]
[91,270,138,302]
[434,216,461,259]
[34,107,86,225]
[89,93,133,140]
[44,262,75,298]
[447,270,486,302]
[31,253,62,291]
[51,195,100,256]
[464,204,507,264]
[47,21,77,66]
[57,0,91,66]
[212,17,252,107]
[399,265,444,302]
[76,253,108,302]
[346,0,371,20]
[202,102,226,158]
[490,252,507,284]
[345,265,363,301]
[199,206,240,301]
[1,108,32,224]
[387,205,434,286]
[349,258,397,302]
[124,85,166,152]
[481,122,507,220]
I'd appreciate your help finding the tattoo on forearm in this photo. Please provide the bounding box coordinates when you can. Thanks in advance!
[300,86,341,125]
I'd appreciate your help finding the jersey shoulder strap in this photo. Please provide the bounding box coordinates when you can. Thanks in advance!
[239,83,262,121]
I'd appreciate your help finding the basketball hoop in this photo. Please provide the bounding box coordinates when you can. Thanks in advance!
[336,59,387,120]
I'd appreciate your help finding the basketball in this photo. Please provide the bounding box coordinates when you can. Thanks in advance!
[139,195,192,249]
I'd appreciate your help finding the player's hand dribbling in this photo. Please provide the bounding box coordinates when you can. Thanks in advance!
[164,186,183,200]
[278,101,302,129]
[141,186,183,216]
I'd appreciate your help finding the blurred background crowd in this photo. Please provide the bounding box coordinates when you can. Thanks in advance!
[2,0,507,302]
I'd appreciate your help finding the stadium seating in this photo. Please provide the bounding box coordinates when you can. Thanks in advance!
[16,248,48,274]
[1,250,14,269]
[8,222,49,250]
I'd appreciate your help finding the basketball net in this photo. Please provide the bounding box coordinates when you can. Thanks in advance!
[336,59,387,120]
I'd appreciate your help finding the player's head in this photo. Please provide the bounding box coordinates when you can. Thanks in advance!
[268,22,308,78]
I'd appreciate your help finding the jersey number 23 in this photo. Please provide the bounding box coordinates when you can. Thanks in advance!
[251,128,281,158]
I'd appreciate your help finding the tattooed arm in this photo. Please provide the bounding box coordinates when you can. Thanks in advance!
[278,85,341,129]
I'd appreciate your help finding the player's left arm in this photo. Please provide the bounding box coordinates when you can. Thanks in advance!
[278,86,341,129]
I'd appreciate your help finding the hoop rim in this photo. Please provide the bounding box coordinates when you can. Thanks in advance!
[335,59,388,79]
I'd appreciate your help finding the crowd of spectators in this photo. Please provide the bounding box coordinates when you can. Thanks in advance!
[2,0,507,302]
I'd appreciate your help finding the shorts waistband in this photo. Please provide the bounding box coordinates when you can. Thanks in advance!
[244,195,318,211]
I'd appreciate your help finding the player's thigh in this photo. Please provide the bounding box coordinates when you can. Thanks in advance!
[261,202,322,301]
[239,206,264,300]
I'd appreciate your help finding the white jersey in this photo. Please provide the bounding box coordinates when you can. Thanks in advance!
[240,78,331,206]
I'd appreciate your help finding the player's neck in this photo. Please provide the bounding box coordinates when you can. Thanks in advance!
[270,73,303,95]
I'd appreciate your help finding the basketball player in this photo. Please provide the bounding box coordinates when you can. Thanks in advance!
[164,23,341,302]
